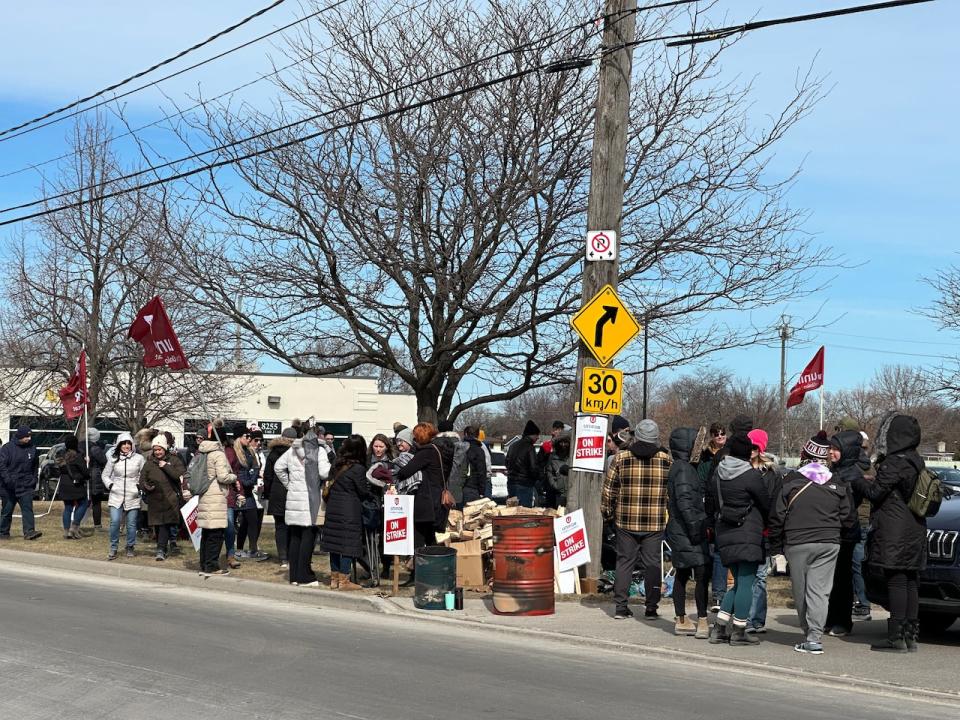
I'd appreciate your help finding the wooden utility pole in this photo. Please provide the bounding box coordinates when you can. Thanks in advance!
[566,0,638,582]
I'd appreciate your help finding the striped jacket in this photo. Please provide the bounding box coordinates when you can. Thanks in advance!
[602,443,672,533]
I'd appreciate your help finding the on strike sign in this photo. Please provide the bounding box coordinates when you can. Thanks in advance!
[383,494,414,556]
[179,495,202,552]
[572,414,608,474]
[554,509,591,572]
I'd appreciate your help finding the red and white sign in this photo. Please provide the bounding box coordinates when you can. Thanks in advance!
[179,495,202,551]
[128,296,190,371]
[572,414,608,473]
[383,494,414,556]
[787,346,825,408]
[554,508,590,572]
[58,350,88,420]
[586,230,616,262]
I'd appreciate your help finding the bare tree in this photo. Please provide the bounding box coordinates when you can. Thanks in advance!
[169,0,832,422]
[922,260,960,403]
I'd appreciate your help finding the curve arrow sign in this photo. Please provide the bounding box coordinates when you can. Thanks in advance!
[594,305,618,347]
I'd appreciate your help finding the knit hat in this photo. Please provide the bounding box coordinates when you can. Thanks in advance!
[87,427,101,443]
[728,432,754,460]
[151,435,170,450]
[437,420,455,433]
[393,422,408,434]
[611,415,631,433]
[729,415,753,434]
[522,419,541,437]
[635,419,659,444]
[314,424,326,436]
[64,435,79,452]
[747,429,768,455]
[834,416,860,432]
[552,420,565,430]
[249,429,264,440]
[281,427,298,440]
[14,426,31,440]
[396,428,414,447]
[231,422,249,440]
[802,431,830,462]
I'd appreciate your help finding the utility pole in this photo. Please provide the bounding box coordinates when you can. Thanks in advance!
[566,0,638,583]
[778,317,791,459]
[642,316,649,419]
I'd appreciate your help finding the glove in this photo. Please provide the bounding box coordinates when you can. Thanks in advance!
[558,464,569,476]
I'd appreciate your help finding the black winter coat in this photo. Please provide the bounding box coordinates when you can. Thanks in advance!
[397,441,453,524]
[830,430,866,543]
[707,457,770,566]
[665,428,710,569]
[506,436,540,487]
[83,442,109,497]
[0,439,39,496]
[57,450,89,502]
[768,468,852,555]
[853,415,927,571]
[321,462,372,558]
[262,439,292,518]
[463,438,489,495]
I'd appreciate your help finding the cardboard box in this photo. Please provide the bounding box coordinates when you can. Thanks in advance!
[450,539,489,589]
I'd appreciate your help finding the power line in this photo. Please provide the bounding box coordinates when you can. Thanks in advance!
[796,343,953,360]
[0,0,430,180]
[0,0,349,145]
[819,329,959,347]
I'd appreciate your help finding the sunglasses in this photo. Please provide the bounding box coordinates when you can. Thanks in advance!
[712,431,726,437]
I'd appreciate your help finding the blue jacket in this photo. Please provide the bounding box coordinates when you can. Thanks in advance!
[0,440,40,496]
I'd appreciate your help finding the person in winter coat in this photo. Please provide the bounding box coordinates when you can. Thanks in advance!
[698,422,727,609]
[230,426,266,562]
[824,430,867,637]
[102,432,146,559]
[275,435,328,586]
[195,422,236,575]
[545,434,571,510]
[222,424,252,569]
[602,419,671,620]
[139,435,186,561]
[395,422,453,555]
[745,428,785,635]
[57,435,89,539]
[768,433,852,655]
[84,428,109,531]
[321,434,371,591]
[262,428,297,568]
[705,431,770,646]
[506,420,541,508]
[0,426,42,540]
[852,413,928,652]
[368,433,394,466]
[666,427,711,638]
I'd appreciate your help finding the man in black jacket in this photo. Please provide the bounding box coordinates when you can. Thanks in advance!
[0,427,42,540]
[506,420,541,508]
[460,426,488,505]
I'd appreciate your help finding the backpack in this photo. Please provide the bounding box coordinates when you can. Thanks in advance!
[906,465,943,518]
[186,452,212,497]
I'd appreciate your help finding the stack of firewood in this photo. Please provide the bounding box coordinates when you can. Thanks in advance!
[437,498,557,550]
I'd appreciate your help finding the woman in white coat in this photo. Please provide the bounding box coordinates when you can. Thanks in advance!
[101,432,146,560]
[275,437,329,586]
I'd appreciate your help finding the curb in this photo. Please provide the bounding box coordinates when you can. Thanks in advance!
[0,549,394,616]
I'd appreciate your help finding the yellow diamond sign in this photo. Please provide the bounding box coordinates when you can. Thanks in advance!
[570,285,641,366]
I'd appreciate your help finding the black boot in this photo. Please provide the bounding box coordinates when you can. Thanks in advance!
[729,625,760,646]
[871,619,908,652]
[904,619,919,652]
[708,619,730,644]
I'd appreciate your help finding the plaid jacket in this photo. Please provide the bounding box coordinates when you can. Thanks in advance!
[602,445,672,533]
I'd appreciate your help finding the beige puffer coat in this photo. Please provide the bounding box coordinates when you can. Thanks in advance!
[196,440,237,530]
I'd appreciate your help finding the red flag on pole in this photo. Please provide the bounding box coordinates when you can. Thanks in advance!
[128,296,190,371]
[787,346,825,408]
[58,350,88,420]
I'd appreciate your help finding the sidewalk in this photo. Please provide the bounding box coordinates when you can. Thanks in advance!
[2,548,957,703]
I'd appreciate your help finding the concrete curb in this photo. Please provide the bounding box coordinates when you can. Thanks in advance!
[2,549,956,705]
[0,549,395,616]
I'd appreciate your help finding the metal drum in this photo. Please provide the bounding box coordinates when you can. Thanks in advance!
[414,545,457,610]
[492,515,555,616]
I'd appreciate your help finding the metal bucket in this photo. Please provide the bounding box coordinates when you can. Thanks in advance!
[414,545,457,610]
[492,515,555,616]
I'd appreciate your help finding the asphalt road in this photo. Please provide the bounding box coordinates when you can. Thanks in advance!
[0,564,955,720]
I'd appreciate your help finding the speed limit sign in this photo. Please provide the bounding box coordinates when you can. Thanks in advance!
[580,366,623,414]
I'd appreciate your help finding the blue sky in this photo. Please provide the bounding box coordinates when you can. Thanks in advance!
[0,1,957,396]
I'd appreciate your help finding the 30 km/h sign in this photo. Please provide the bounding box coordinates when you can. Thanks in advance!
[570,285,642,366]
[580,367,623,414]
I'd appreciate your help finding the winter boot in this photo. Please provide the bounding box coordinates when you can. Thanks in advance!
[871,619,908,652]
[674,616,697,636]
[69,523,82,539]
[338,574,362,591]
[708,619,730,644]
[729,625,760,646]
[904,619,919,652]
[695,617,711,640]
[63,528,72,539]
[329,572,341,590]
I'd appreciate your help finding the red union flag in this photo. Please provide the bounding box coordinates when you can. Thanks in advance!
[58,350,88,419]
[128,296,190,371]
[787,346,825,408]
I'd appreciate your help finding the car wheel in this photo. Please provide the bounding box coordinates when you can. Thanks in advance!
[918,612,958,635]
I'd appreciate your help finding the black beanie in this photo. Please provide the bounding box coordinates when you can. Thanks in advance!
[729,415,754,435]
[611,415,631,433]
[64,435,79,452]
[523,419,541,437]
[728,432,754,461]
[437,420,455,433]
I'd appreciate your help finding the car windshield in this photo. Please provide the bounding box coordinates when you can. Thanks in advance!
[490,451,506,467]
[938,468,960,487]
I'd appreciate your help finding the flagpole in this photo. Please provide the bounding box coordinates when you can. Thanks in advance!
[819,387,824,431]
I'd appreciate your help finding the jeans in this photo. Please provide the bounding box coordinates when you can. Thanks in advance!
[199,528,224,572]
[711,551,728,604]
[62,499,89,529]
[613,526,663,612]
[748,558,771,628]
[225,506,236,558]
[0,489,36,536]
[718,562,759,625]
[851,526,870,608]
[330,552,352,575]
[109,506,139,551]
[507,482,536,508]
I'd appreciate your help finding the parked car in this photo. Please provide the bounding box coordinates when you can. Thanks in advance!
[931,467,960,489]
[864,486,960,634]
[488,450,508,501]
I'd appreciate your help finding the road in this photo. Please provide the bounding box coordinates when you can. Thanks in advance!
[0,564,954,719]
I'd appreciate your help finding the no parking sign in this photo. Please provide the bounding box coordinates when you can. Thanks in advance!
[585,230,616,261]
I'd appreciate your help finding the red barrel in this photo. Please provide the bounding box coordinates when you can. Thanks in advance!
[492,515,555,616]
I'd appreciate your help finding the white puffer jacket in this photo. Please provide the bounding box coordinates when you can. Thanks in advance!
[101,432,146,511]
[275,440,311,527]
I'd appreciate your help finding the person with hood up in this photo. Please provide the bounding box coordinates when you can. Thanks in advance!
[321,434,371,590]
[545,433,571,510]
[602,418,671,620]
[262,427,297,569]
[666,427,711,638]
[506,420,542,508]
[138,434,186,561]
[102,432,146,559]
[57,435,89,539]
[824,429,867,637]
[706,431,770,646]
[768,432,852,655]
[851,413,927,652]
[275,434,324,586]
[195,422,237,576]
[84,428,109,531]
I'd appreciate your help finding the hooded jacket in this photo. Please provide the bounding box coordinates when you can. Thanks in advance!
[320,461,372,558]
[602,440,672,533]
[506,436,541,488]
[195,440,236,530]
[768,466,853,555]
[666,428,710,568]
[56,448,89,503]
[463,437,489,496]
[830,430,866,543]
[275,440,313,527]
[102,433,146,511]
[707,456,770,566]
[852,413,927,571]
[262,436,293,517]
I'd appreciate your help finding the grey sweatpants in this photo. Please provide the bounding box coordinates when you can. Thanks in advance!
[785,542,839,643]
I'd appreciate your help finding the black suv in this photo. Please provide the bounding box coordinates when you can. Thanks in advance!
[864,488,960,633]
